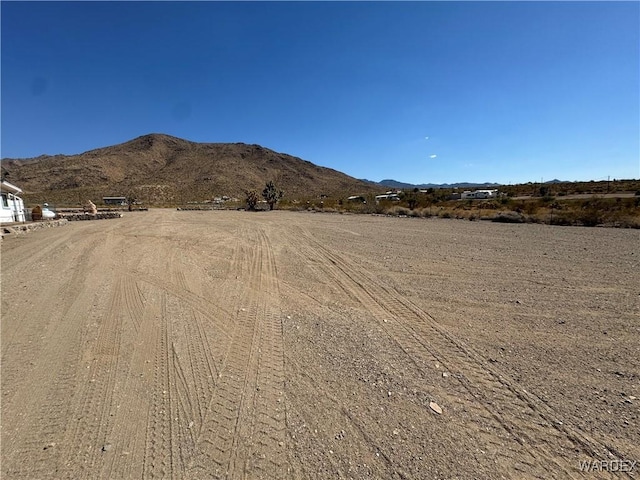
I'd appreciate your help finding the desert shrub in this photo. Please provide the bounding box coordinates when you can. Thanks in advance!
[578,212,603,227]
[617,216,640,228]
[575,198,606,226]
[492,211,525,223]
[476,200,499,210]
[387,206,411,216]
[549,215,573,226]
[522,201,539,215]
[411,207,430,218]
[403,191,419,210]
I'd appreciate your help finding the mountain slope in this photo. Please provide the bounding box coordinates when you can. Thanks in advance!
[2,134,378,205]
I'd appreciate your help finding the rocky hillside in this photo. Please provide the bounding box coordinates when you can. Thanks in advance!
[2,134,378,205]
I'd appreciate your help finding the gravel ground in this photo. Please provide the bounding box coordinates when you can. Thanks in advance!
[1,209,638,479]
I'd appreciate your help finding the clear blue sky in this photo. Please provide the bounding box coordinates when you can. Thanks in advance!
[2,1,639,185]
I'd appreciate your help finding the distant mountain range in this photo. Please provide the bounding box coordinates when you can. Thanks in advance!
[362,178,566,189]
[362,179,501,189]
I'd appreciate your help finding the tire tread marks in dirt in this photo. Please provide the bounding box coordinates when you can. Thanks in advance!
[101,280,159,479]
[62,276,125,478]
[1,241,103,479]
[185,227,287,480]
[291,226,628,479]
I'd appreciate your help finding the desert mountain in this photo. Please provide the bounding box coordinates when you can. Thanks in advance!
[377,179,501,190]
[1,134,379,205]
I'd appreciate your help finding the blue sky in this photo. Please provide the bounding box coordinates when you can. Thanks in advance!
[2,1,638,184]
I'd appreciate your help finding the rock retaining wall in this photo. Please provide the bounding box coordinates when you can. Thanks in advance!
[59,212,124,221]
[2,219,69,236]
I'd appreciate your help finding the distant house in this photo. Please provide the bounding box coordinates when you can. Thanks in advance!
[461,189,498,200]
[0,180,26,223]
[375,194,401,202]
[103,196,128,206]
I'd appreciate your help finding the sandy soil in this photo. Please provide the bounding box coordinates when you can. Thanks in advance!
[1,209,638,479]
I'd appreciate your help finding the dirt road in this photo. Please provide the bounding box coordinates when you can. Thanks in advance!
[1,210,638,479]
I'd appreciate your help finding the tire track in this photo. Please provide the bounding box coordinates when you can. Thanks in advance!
[136,221,250,479]
[0,228,75,272]
[229,229,287,480]
[0,241,101,479]
[182,309,221,424]
[1,239,97,405]
[184,226,288,479]
[140,274,234,340]
[122,274,145,333]
[291,226,628,479]
[252,230,288,478]
[143,291,176,479]
[284,356,401,479]
[141,223,257,479]
[100,282,161,480]
[62,275,125,478]
[168,339,198,478]
[171,245,190,293]
[185,229,263,478]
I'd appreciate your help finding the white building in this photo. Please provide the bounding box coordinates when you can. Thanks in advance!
[375,193,401,202]
[461,189,498,200]
[0,180,26,223]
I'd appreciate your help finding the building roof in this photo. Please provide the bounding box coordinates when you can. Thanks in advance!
[0,180,23,195]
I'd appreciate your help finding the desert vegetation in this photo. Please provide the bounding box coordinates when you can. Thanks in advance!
[262,180,284,210]
[244,189,259,211]
[243,181,284,211]
[273,180,640,228]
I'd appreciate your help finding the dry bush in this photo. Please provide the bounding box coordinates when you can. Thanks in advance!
[492,211,526,223]
[385,206,412,216]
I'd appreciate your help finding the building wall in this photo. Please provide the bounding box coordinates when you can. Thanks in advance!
[0,192,26,223]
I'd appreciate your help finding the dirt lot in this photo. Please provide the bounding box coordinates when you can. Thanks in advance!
[1,210,638,479]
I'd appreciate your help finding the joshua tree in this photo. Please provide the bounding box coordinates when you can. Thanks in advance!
[245,190,259,211]
[404,190,419,210]
[262,181,284,210]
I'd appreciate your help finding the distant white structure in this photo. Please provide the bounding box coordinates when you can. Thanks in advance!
[461,189,498,200]
[0,180,26,223]
[375,193,401,202]
[42,203,56,219]
[103,196,128,206]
